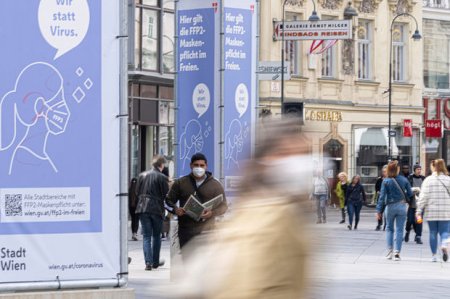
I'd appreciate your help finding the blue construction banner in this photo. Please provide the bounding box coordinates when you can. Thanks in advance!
[176,0,220,177]
[223,0,256,194]
[0,0,121,285]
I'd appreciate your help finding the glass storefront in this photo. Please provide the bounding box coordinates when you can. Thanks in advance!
[354,126,420,200]
[129,83,174,179]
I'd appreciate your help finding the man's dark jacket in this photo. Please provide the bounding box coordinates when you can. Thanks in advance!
[165,172,227,231]
[135,168,169,217]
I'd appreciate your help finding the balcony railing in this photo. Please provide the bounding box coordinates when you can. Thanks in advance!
[424,0,450,9]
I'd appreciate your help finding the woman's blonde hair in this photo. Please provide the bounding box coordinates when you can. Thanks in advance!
[337,172,348,181]
[387,160,400,178]
[431,159,448,175]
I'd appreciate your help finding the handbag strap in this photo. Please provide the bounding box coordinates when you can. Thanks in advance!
[436,177,450,197]
[392,178,408,202]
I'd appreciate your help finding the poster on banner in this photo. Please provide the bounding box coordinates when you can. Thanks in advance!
[403,119,413,137]
[0,0,120,285]
[425,120,443,138]
[176,0,220,177]
[223,0,256,194]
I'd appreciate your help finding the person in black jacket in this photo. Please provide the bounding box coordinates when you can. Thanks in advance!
[135,155,169,271]
[405,164,425,244]
[128,177,139,241]
[375,165,388,231]
[346,175,366,230]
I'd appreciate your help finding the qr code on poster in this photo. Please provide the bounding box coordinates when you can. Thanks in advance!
[5,194,23,216]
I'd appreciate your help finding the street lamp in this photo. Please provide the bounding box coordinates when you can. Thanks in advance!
[281,0,319,113]
[387,13,421,160]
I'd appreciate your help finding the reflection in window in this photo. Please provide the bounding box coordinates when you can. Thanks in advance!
[423,19,450,89]
[142,0,158,6]
[355,127,419,176]
[159,101,175,125]
[285,12,301,76]
[134,8,141,69]
[163,12,175,72]
[321,16,337,78]
[142,9,159,70]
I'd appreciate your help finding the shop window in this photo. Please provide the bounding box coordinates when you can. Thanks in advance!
[354,127,420,200]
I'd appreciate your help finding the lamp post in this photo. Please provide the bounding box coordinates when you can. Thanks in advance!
[281,0,319,113]
[388,13,421,160]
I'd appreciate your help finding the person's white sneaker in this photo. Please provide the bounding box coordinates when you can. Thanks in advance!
[385,249,393,260]
[394,252,401,261]
[431,255,437,262]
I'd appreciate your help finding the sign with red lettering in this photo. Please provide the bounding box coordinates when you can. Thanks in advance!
[425,120,443,138]
[403,119,413,137]
[273,20,352,41]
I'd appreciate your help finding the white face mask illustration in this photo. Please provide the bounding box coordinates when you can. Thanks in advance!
[192,134,204,152]
[44,95,70,135]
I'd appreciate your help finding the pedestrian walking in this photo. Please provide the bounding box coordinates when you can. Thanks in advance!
[416,159,450,262]
[375,165,387,231]
[166,119,312,299]
[128,177,139,241]
[335,172,349,224]
[345,175,366,230]
[376,160,413,261]
[165,153,227,254]
[401,164,411,178]
[313,170,329,224]
[135,155,169,271]
[405,164,425,244]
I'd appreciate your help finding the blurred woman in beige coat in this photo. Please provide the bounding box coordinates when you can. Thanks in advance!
[168,120,313,299]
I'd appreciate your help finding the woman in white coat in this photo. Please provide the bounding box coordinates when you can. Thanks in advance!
[417,159,450,262]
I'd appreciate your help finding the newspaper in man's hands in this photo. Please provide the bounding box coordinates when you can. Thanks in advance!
[183,194,224,221]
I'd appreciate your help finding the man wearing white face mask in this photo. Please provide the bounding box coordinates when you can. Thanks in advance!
[165,153,228,251]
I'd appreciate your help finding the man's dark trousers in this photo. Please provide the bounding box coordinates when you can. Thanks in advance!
[140,213,163,267]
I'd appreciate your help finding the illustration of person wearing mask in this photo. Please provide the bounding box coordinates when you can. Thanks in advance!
[179,120,204,171]
[0,62,70,174]
[225,119,244,169]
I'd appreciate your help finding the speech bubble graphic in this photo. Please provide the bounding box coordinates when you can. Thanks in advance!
[38,0,90,60]
[235,83,249,118]
[192,83,210,118]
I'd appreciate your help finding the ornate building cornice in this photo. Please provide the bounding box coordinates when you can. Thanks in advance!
[354,0,383,14]
[318,0,344,10]
[388,0,417,14]
[284,0,305,7]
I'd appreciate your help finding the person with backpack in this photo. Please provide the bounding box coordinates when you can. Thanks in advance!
[313,169,329,224]
[345,175,366,230]
[417,159,450,262]
[376,160,413,261]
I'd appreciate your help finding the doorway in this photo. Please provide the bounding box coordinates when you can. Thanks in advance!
[323,139,344,205]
